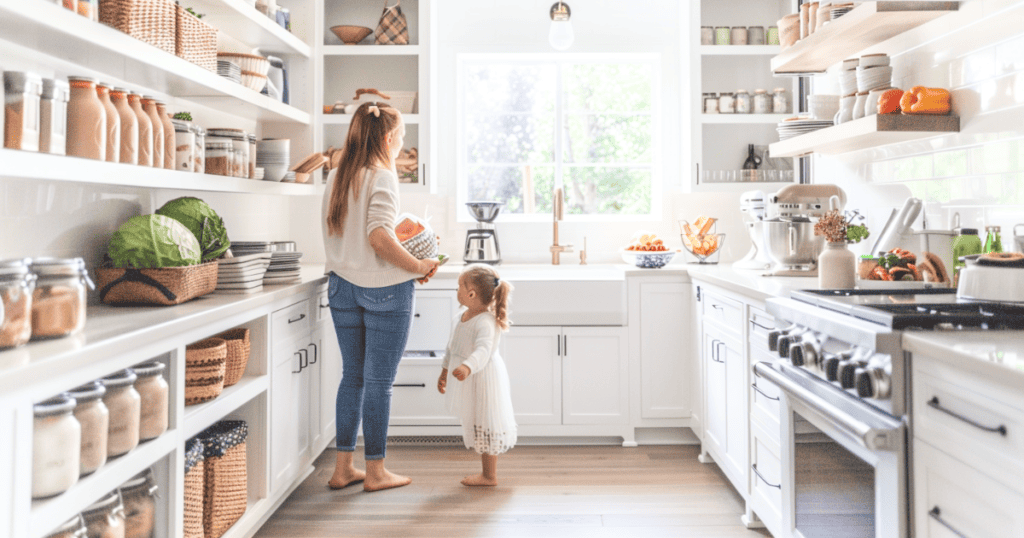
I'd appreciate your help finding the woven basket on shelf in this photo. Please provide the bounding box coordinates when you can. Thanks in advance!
[175,4,217,72]
[199,420,248,538]
[99,0,176,56]
[213,327,250,388]
[183,437,205,538]
[185,337,227,406]
[95,261,218,306]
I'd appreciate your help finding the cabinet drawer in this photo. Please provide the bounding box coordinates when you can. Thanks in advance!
[406,293,454,352]
[750,419,783,537]
[390,358,458,426]
[701,289,742,335]
[750,348,781,445]
[747,307,775,353]
[316,288,330,322]
[272,299,311,346]
[914,439,1024,538]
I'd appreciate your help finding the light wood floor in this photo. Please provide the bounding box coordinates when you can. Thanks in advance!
[254,444,774,538]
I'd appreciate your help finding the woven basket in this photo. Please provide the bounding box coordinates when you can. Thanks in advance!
[185,338,227,406]
[99,0,176,56]
[199,421,248,538]
[183,438,205,538]
[96,261,218,306]
[214,328,250,388]
[175,4,217,72]
[400,228,438,260]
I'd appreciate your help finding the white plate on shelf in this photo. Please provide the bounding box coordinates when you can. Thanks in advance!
[219,252,273,265]
[216,279,265,290]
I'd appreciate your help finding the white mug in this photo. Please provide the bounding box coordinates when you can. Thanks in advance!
[838,95,856,124]
[852,93,869,120]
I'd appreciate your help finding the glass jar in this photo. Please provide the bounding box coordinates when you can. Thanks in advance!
[40,78,69,156]
[748,26,765,45]
[154,101,175,170]
[730,26,748,45]
[718,92,735,114]
[703,93,719,114]
[984,225,1003,253]
[82,490,126,538]
[128,93,153,167]
[4,71,43,152]
[132,362,168,441]
[194,126,206,174]
[735,89,752,113]
[209,129,248,178]
[767,26,780,45]
[205,140,232,177]
[32,393,81,498]
[67,77,106,161]
[753,89,770,114]
[700,26,714,45]
[140,96,163,169]
[96,83,120,163]
[76,0,98,21]
[248,134,257,179]
[772,87,789,114]
[172,119,195,172]
[119,469,158,538]
[45,514,87,538]
[714,26,730,45]
[68,380,109,476]
[101,370,141,457]
[27,257,93,339]
[0,258,36,349]
[109,88,137,165]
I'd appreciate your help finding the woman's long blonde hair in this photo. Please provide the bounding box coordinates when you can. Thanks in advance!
[463,264,513,331]
[325,102,401,236]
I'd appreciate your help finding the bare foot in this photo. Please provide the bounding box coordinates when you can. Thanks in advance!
[461,474,498,487]
[328,468,366,490]
[363,469,412,492]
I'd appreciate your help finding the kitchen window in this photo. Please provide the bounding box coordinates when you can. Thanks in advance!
[457,54,660,222]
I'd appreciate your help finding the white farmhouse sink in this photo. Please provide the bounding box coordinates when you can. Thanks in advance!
[499,264,626,326]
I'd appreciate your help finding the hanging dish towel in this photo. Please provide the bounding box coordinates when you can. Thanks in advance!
[375,0,409,45]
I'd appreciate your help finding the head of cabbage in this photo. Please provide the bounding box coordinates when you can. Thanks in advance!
[108,214,201,268]
[156,197,231,262]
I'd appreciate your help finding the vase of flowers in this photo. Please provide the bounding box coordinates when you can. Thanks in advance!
[814,208,869,289]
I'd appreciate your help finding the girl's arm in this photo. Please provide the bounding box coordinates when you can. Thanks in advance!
[455,319,497,377]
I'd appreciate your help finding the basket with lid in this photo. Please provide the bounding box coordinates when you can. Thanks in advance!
[198,420,248,538]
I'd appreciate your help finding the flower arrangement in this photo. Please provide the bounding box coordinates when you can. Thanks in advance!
[814,209,870,244]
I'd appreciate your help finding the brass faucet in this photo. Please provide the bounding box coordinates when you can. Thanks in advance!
[550,187,573,265]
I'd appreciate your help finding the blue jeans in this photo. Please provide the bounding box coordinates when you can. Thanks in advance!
[329,273,414,460]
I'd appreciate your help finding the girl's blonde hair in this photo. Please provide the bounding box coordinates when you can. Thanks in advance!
[463,264,513,331]
[325,102,402,236]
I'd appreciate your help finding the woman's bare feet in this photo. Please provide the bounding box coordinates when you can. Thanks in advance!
[328,451,365,489]
[461,473,498,486]
[363,459,412,492]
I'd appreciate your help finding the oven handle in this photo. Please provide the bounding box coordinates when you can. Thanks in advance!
[753,362,903,452]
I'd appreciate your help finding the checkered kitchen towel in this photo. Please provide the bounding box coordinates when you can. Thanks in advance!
[374,0,409,45]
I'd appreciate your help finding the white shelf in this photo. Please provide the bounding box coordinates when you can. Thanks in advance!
[322,45,423,56]
[702,114,792,124]
[0,0,310,125]
[769,114,961,157]
[186,0,311,57]
[0,149,317,195]
[30,434,176,538]
[701,45,780,56]
[184,376,269,438]
[322,114,421,125]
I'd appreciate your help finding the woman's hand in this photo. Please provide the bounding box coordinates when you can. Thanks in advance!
[437,369,448,394]
[416,257,440,284]
[453,364,471,381]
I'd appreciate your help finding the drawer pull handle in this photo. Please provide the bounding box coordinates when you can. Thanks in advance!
[307,343,318,365]
[292,351,304,374]
[712,304,724,311]
[393,383,426,388]
[751,464,781,489]
[929,507,969,538]
[288,313,306,324]
[320,302,329,309]
[927,396,1007,436]
[749,319,774,331]
[414,313,421,318]
[751,382,779,401]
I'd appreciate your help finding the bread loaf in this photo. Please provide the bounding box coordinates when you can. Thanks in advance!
[917,251,949,284]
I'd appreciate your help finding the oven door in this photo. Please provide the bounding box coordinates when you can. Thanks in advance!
[755,362,908,538]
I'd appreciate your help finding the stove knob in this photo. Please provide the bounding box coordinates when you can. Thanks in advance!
[823,353,842,382]
[790,342,818,367]
[767,328,789,352]
[856,367,891,399]
[839,360,864,389]
[789,343,805,366]
[776,336,793,358]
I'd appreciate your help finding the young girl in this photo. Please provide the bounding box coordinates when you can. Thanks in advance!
[437,264,517,486]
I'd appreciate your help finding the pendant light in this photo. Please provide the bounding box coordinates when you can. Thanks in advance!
[549,2,574,50]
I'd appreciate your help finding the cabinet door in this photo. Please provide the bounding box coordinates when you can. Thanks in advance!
[318,322,342,447]
[501,327,561,425]
[562,327,629,425]
[704,327,728,458]
[406,291,455,352]
[722,333,748,491]
[270,339,302,494]
[639,282,691,419]
[390,356,458,426]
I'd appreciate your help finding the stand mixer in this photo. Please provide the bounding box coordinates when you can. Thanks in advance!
[464,202,503,265]
[734,190,774,270]
[762,184,847,277]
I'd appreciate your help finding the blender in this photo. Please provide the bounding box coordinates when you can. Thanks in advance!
[734,190,774,270]
[464,202,503,265]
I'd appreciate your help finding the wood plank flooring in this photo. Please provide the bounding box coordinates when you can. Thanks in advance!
[254,444,774,538]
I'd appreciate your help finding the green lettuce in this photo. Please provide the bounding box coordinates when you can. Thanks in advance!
[108,214,201,268]
[156,197,231,262]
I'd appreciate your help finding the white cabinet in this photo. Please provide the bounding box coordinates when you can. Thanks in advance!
[502,328,563,425]
[701,322,747,489]
[407,290,456,352]
[390,356,459,426]
[270,332,312,495]
[637,282,691,419]
[317,322,342,448]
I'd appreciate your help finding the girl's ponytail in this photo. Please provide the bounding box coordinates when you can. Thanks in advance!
[462,264,513,331]
[493,280,512,331]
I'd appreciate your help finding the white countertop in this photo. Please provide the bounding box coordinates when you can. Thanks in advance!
[683,264,819,302]
[903,331,1024,387]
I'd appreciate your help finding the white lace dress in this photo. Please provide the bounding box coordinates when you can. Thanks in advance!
[443,310,517,455]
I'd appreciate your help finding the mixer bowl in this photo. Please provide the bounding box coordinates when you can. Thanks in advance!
[466,202,503,223]
[762,219,825,269]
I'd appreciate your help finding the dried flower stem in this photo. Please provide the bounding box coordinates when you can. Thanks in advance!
[814,209,848,243]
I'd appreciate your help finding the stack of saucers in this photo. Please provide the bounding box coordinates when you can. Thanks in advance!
[777,117,834,141]
[217,60,242,84]
[281,171,296,183]
[856,54,892,93]
[256,139,290,182]
[216,252,272,294]
[265,246,303,285]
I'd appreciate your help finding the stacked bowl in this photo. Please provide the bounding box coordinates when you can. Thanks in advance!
[857,54,892,94]
[256,139,289,182]
[217,60,241,84]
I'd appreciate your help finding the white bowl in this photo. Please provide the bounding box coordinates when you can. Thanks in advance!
[858,53,890,68]
[621,249,676,269]
[841,58,859,71]
[808,95,840,121]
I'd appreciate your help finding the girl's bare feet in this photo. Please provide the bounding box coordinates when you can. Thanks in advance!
[461,454,498,486]
[461,473,498,486]
[363,459,412,492]
[328,451,365,489]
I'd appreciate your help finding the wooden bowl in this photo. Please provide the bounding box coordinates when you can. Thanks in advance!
[331,25,372,45]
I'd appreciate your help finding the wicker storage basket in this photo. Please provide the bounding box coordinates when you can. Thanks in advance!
[183,437,205,538]
[96,261,218,306]
[213,328,250,388]
[185,337,227,406]
[400,228,438,260]
[175,4,217,72]
[199,421,248,538]
[99,0,176,56]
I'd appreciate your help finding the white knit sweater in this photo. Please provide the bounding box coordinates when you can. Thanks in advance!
[321,167,420,288]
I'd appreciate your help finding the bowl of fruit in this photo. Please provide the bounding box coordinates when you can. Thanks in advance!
[622,232,676,269]
[679,216,725,264]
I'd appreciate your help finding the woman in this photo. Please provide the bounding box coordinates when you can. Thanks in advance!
[321,102,439,492]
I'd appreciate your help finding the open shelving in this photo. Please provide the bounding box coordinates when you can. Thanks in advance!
[701,45,779,56]
[184,376,270,438]
[768,113,961,157]
[186,0,311,57]
[702,113,791,124]
[322,114,421,125]
[323,45,424,56]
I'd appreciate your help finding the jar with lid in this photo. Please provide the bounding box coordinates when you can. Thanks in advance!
[154,100,175,170]
[67,77,106,161]
[4,71,43,152]
[735,90,752,113]
[68,381,108,475]
[32,393,81,498]
[772,87,789,114]
[27,257,93,340]
[700,26,714,45]
[730,26,748,45]
[96,83,120,163]
[209,129,248,178]
[132,362,168,441]
[753,89,770,114]
[128,92,153,167]
[109,89,137,165]
[248,134,257,178]
[172,119,195,172]
[718,92,736,114]
[76,0,98,21]
[0,258,36,349]
[141,96,164,169]
[82,490,126,538]
[194,126,206,174]
[40,79,69,155]
[205,140,232,176]
[101,370,141,457]
[45,514,87,538]
[703,93,719,114]
[714,26,730,45]
[119,469,158,538]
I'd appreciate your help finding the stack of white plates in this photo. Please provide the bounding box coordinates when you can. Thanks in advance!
[831,5,854,19]
[229,241,273,255]
[856,65,893,93]
[217,60,242,84]
[281,171,296,183]
[776,118,834,141]
[216,253,272,294]
[257,139,290,182]
[264,250,303,284]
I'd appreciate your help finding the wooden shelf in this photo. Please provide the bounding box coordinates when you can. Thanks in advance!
[702,114,792,124]
[183,0,310,57]
[0,150,317,195]
[771,1,959,75]
[322,114,421,125]
[0,0,310,124]
[769,114,960,157]
[184,376,269,438]
[701,45,780,56]
[322,44,423,56]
